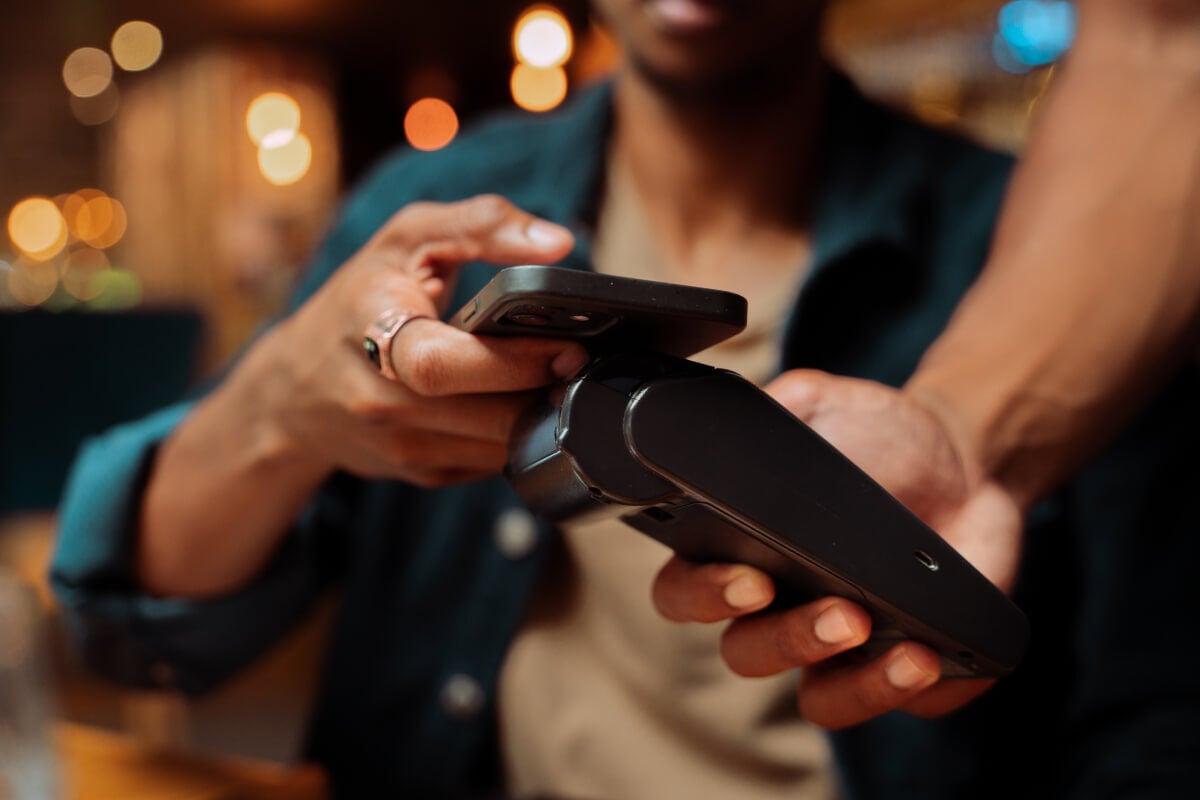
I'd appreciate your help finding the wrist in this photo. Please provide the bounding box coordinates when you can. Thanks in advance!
[219,324,334,485]
[903,359,1038,512]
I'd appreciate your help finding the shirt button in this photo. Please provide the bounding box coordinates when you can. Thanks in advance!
[493,508,539,561]
[440,673,484,719]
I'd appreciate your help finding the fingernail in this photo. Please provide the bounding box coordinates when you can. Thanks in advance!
[814,606,855,645]
[551,347,589,380]
[723,575,769,610]
[885,651,937,690]
[526,220,572,248]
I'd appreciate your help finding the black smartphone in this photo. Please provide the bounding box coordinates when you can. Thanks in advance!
[448,265,748,358]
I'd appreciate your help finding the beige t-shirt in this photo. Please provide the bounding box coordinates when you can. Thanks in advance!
[498,155,830,800]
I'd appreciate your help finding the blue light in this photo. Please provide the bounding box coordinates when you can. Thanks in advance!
[995,0,1076,71]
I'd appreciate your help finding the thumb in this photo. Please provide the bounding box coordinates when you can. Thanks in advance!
[764,368,836,423]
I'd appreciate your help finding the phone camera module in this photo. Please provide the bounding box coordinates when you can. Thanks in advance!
[506,305,556,326]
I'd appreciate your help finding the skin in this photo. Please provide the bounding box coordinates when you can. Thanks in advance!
[139,198,591,596]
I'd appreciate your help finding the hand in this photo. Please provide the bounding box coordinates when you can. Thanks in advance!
[232,194,591,486]
[141,195,592,598]
[651,369,1025,729]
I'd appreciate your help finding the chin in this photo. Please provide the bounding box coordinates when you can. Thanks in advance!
[596,0,826,97]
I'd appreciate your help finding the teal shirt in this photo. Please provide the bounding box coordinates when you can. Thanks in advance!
[55,78,1199,797]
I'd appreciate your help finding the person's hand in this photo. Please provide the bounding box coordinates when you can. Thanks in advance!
[234,194,591,486]
[651,369,1025,729]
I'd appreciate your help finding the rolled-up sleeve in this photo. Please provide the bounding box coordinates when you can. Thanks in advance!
[51,403,334,695]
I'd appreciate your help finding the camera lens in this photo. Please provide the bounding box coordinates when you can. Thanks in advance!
[505,304,558,326]
[507,312,553,326]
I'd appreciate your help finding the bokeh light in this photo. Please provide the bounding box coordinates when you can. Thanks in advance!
[58,189,105,241]
[994,0,1076,73]
[6,259,59,307]
[87,268,142,309]
[246,92,301,146]
[511,64,568,112]
[63,47,114,98]
[8,198,68,261]
[70,82,120,126]
[404,98,459,151]
[76,196,128,249]
[61,247,112,301]
[111,21,163,72]
[258,131,313,185]
[513,7,573,69]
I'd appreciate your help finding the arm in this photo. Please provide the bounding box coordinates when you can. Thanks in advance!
[51,195,587,693]
[906,0,1200,507]
[652,0,1200,728]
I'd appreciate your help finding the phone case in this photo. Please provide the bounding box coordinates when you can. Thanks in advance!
[448,265,747,358]
[506,353,1030,678]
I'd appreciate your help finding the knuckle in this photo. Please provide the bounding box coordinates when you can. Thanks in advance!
[460,194,511,231]
[720,627,759,677]
[848,681,892,721]
[392,200,438,225]
[774,611,819,667]
[346,395,393,426]
[384,434,416,467]
[345,386,396,424]
[378,201,440,249]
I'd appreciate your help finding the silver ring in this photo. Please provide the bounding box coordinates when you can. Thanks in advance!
[362,308,432,381]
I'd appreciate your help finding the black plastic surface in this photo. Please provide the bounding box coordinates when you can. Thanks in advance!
[447,265,747,357]
[624,370,1029,676]
[506,353,1030,678]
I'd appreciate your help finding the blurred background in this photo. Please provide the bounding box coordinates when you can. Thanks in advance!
[0,0,1074,796]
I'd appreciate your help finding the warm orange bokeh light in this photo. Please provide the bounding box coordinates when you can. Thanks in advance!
[111,21,163,72]
[70,82,120,126]
[246,92,301,146]
[63,47,114,98]
[61,247,112,301]
[258,131,313,185]
[8,198,68,261]
[513,7,573,69]
[59,189,106,240]
[76,196,128,249]
[7,259,59,306]
[511,64,568,112]
[404,98,459,152]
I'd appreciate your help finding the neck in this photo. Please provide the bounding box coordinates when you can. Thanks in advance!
[610,50,827,244]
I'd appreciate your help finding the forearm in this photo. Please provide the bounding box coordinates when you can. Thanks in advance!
[139,326,331,598]
[907,0,1200,507]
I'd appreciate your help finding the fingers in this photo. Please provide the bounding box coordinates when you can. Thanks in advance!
[797,641,942,730]
[388,320,590,396]
[652,557,775,623]
[650,553,954,728]
[719,597,871,677]
[764,369,835,423]
[378,194,575,272]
